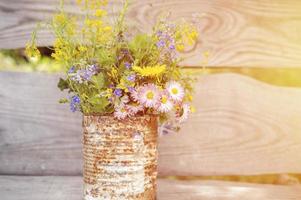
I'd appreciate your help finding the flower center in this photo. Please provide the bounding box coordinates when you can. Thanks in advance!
[161,96,168,104]
[146,91,154,100]
[121,108,126,113]
[171,88,178,95]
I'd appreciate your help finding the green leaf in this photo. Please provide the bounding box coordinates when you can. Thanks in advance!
[129,34,157,65]
[130,34,153,49]
[96,48,115,67]
[92,73,105,89]
[58,98,69,104]
[57,78,69,91]
[87,95,110,113]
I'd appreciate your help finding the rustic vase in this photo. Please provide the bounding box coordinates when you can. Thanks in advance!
[82,115,158,200]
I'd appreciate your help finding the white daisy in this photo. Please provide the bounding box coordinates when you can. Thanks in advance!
[166,81,185,102]
[138,84,160,108]
[158,92,173,113]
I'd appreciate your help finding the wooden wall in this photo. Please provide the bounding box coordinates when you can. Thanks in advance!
[0,1,301,199]
[1,0,301,67]
[0,0,301,200]
[1,72,301,176]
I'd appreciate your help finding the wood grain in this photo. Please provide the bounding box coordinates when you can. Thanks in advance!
[1,0,301,67]
[159,72,301,176]
[0,176,300,200]
[1,72,301,176]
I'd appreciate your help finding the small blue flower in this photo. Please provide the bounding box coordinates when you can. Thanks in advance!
[128,87,135,93]
[169,44,175,50]
[72,95,80,103]
[114,89,123,97]
[124,62,132,69]
[68,66,76,74]
[82,70,93,81]
[127,74,136,82]
[88,64,98,72]
[156,40,165,48]
[70,95,80,112]
[156,31,163,37]
[70,104,77,112]
[71,73,83,83]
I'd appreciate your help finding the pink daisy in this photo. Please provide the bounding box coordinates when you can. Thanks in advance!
[126,103,144,115]
[130,87,140,102]
[114,105,129,120]
[166,81,185,102]
[176,104,191,123]
[157,92,173,113]
[138,84,160,108]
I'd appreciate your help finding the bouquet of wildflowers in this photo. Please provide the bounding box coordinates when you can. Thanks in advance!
[26,0,199,130]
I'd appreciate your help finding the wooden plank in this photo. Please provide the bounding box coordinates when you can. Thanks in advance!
[0,176,300,200]
[158,179,301,200]
[1,72,301,176]
[159,72,301,176]
[1,0,301,67]
[0,72,83,175]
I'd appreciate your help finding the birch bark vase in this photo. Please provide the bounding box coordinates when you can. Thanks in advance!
[83,115,158,200]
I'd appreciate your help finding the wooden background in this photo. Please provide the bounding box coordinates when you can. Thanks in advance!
[1,0,301,199]
[1,0,301,67]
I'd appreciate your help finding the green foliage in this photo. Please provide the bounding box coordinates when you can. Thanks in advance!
[57,78,69,91]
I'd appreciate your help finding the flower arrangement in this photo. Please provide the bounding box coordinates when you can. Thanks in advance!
[26,0,199,129]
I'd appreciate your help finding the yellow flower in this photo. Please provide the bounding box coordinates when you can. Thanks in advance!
[190,105,196,113]
[78,46,87,52]
[133,65,166,77]
[103,88,113,98]
[84,19,93,27]
[117,78,128,91]
[189,30,198,40]
[187,94,193,101]
[108,67,118,80]
[25,42,41,60]
[76,0,82,6]
[53,13,67,27]
[95,9,107,17]
[175,22,199,50]
[103,26,112,32]
[176,44,185,52]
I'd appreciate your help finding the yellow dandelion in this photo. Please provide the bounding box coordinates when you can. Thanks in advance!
[132,65,166,77]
